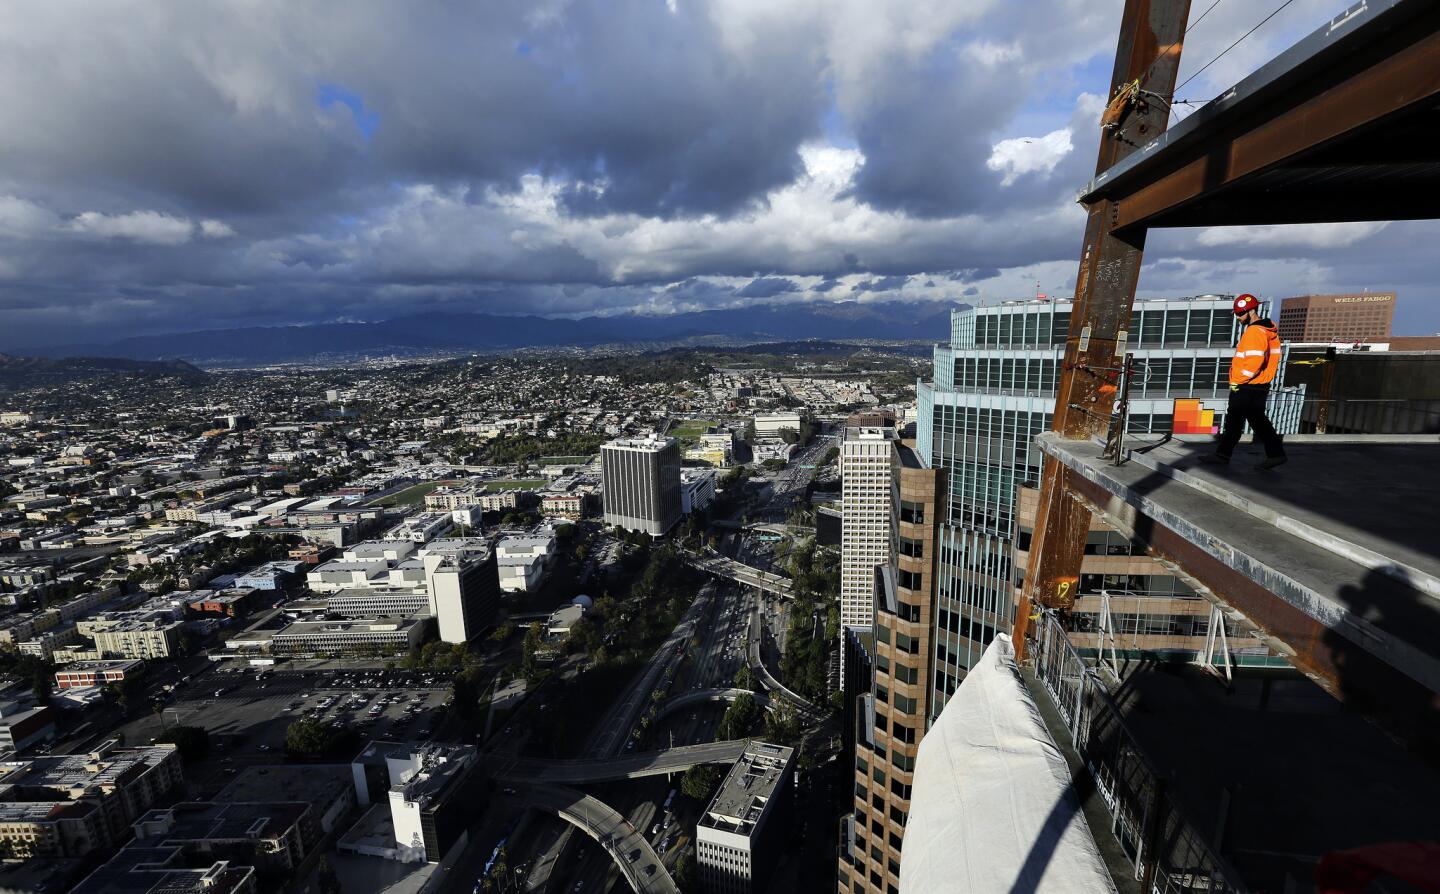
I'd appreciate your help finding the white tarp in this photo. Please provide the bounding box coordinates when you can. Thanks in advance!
[899,634,1118,894]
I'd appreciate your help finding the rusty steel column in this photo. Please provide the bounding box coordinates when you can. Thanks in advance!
[1015,0,1192,657]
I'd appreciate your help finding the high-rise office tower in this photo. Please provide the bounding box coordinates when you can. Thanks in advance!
[600,435,681,537]
[839,427,896,650]
[1277,292,1396,343]
[425,550,499,643]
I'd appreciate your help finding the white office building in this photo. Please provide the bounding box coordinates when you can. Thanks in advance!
[840,427,896,634]
[681,469,717,515]
[600,436,681,537]
[752,411,804,441]
[696,742,795,894]
[425,551,499,643]
[495,533,556,593]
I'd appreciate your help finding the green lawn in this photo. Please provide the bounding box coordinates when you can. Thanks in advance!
[537,455,595,466]
[670,419,719,445]
[484,479,547,491]
[367,480,462,507]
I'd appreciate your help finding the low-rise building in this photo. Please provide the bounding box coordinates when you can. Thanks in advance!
[495,533,555,593]
[54,659,144,690]
[541,492,585,519]
[696,742,795,894]
[269,615,428,656]
[0,741,183,858]
[232,560,303,591]
[328,588,432,617]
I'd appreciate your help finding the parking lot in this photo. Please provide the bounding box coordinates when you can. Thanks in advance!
[139,663,455,793]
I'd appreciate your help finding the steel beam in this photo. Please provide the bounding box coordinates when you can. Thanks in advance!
[1111,25,1440,232]
[1015,0,1192,655]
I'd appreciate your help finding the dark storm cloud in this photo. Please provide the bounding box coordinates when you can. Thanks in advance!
[2,0,1437,348]
[734,277,800,299]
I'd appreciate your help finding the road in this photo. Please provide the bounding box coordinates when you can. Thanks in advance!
[523,785,678,894]
[493,740,749,785]
[682,550,793,598]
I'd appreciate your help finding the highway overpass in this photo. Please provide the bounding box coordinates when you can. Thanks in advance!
[656,687,775,722]
[523,784,678,894]
[490,739,750,785]
[681,550,794,598]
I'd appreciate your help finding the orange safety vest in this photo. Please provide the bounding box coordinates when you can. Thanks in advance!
[1229,319,1282,386]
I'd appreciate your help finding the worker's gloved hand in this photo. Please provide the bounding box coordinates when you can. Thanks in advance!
[1229,384,1239,392]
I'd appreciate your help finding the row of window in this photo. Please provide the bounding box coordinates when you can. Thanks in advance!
[963,308,1237,349]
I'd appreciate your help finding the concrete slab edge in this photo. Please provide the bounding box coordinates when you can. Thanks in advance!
[1116,440,1440,602]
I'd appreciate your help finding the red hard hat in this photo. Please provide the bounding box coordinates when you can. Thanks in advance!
[1233,293,1260,316]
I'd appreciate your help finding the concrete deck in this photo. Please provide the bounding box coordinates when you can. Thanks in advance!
[1037,432,1440,755]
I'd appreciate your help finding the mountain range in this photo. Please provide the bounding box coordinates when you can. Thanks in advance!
[22,300,963,366]
[0,353,206,388]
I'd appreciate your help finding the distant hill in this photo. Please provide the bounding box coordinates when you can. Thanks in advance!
[24,300,962,366]
[0,353,206,388]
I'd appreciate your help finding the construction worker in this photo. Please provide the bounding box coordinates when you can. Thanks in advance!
[1201,294,1287,469]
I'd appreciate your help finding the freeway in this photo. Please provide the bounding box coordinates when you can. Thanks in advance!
[492,739,751,784]
[523,784,678,894]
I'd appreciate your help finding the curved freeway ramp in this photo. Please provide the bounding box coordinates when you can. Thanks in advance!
[747,609,819,716]
[491,739,750,785]
[656,688,774,722]
[524,784,678,894]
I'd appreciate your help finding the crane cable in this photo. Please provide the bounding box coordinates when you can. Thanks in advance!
[1173,0,1300,97]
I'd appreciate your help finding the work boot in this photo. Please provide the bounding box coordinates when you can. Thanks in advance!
[1197,454,1230,466]
[1256,455,1288,471]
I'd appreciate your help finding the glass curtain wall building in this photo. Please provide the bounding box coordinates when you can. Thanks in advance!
[916,296,1298,719]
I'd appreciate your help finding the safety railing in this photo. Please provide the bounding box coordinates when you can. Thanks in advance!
[1262,392,1440,435]
[1031,612,1247,893]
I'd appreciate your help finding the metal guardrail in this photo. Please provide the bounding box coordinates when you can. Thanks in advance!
[1031,612,1247,893]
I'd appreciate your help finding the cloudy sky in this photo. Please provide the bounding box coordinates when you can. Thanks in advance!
[2,0,1435,350]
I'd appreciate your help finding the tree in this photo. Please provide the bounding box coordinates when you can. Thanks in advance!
[155,725,211,761]
[520,622,546,682]
[489,621,517,644]
[776,426,800,445]
[316,856,342,894]
[732,666,758,692]
[716,693,761,740]
[680,764,723,801]
[285,719,360,759]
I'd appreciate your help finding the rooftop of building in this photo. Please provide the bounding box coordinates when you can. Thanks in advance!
[274,614,424,636]
[68,845,254,894]
[603,434,677,451]
[215,763,352,808]
[843,426,895,442]
[0,741,175,795]
[54,658,144,673]
[136,800,310,843]
[698,741,793,838]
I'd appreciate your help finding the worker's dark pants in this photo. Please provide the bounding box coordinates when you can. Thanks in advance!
[1216,384,1285,459]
